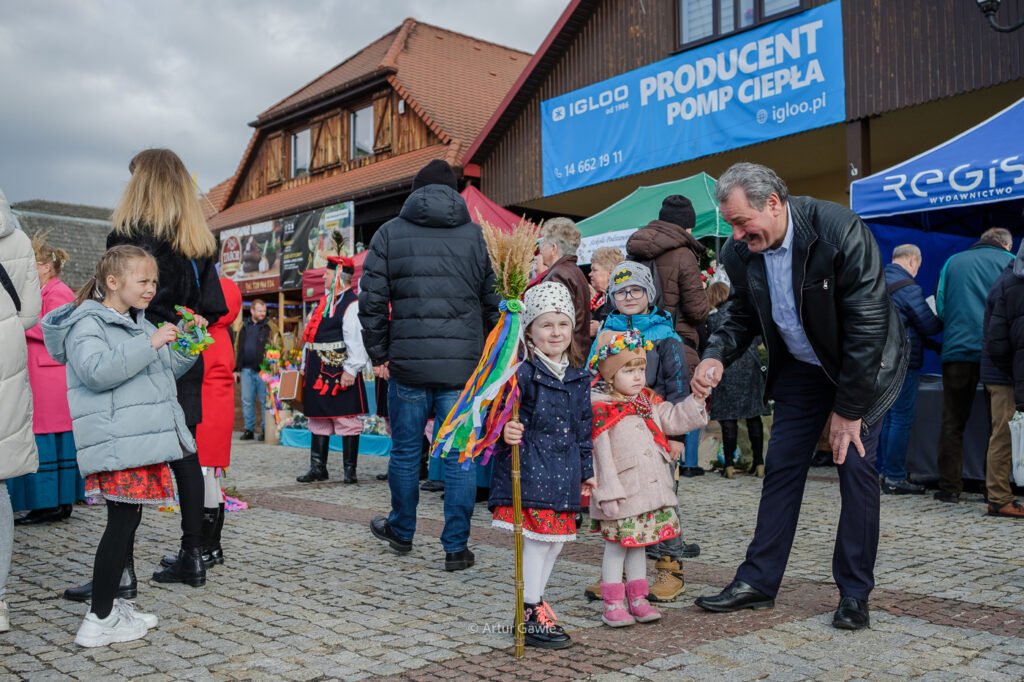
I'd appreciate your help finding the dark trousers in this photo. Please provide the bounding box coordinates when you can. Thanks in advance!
[169,425,204,551]
[735,359,883,601]
[91,501,142,619]
[937,361,980,494]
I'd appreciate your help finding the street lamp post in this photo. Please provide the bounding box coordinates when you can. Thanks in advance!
[976,0,1024,32]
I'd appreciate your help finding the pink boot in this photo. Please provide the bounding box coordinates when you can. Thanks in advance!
[600,582,636,627]
[625,579,662,623]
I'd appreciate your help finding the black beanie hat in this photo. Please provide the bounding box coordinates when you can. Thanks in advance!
[659,194,696,230]
[412,159,458,190]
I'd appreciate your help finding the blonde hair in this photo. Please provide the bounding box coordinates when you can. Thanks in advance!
[75,245,157,307]
[32,231,70,276]
[707,281,730,309]
[540,217,581,258]
[590,247,623,272]
[112,149,217,259]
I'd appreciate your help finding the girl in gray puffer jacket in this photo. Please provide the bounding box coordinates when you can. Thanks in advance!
[43,245,198,648]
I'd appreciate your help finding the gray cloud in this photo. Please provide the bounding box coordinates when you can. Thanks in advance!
[0,0,568,207]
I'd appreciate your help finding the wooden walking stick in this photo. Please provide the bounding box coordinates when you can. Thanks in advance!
[510,403,525,657]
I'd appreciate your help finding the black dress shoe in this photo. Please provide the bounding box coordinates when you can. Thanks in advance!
[420,480,444,492]
[832,597,870,630]
[376,473,388,481]
[444,548,475,572]
[370,516,412,554]
[522,602,572,649]
[63,562,137,602]
[14,507,65,525]
[694,580,774,612]
[933,490,960,503]
[680,466,705,478]
[240,430,254,441]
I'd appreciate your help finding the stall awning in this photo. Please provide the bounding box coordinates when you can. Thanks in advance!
[851,96,1024,226]
[575,172,725,264]
[461,185,522,233]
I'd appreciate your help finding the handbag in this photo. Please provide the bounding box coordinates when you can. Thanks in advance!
[358,374,391,457]
[1009,412,1024,486]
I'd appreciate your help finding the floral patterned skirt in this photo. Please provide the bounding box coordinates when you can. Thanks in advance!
[85,463,176,505]
[492,506,577,543]
[591,506,680,547]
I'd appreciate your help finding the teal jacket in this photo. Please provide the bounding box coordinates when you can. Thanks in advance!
[937,241,1014,363]
[42,301,197,476]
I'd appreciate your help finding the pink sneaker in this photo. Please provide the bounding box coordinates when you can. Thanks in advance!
[600,582,636,627]
[626,579,662,623]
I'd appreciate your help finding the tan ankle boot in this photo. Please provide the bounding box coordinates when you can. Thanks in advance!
[647,556,685,602]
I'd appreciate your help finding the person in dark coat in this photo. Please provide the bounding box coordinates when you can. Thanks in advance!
[234,299,271,440]
[705,282,768,479]
[359,159,499,571]
[692,163,908,631]
[537,217,592,354]
[982,240,1024,518]
[89,148,228,593]
[490,282,593,649]
[878,245,942,495]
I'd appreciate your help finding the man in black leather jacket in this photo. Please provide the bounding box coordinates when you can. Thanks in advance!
[691,163,908,631]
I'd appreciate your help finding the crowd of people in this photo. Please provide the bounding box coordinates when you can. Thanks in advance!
[0,153,1021,652]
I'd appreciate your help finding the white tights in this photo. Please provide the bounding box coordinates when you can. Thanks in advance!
[202,468,222,508]
[523,538,564,604]
[601,542,647,584]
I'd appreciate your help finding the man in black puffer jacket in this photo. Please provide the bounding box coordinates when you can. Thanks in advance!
[981,241,1024,519]
[359,159,499,571]
[691,163,908,632]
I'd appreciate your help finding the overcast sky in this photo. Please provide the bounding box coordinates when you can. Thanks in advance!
[0,1,569,208]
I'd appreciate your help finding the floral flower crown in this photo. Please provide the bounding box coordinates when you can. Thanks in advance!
[589,328,654,371]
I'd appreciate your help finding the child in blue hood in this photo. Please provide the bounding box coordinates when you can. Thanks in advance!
[42,245,199,648]
[586,260,693,603]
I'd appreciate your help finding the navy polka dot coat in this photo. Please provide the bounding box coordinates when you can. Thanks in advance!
[488,356,594,513]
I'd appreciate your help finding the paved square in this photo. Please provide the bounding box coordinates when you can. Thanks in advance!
[3,437,1023,680]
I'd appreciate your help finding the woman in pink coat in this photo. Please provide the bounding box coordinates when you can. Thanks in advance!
[8,234,84,525]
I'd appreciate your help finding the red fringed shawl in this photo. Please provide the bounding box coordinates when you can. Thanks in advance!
[591,388,670,453]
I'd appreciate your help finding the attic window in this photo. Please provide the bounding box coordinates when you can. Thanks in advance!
[291,128,311,177]
[350,105,373,160]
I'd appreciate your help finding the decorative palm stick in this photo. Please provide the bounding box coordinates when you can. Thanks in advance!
[430,213,538,658]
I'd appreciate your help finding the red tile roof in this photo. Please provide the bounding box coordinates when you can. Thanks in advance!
[200,177,233,221]
[211,18,529,230]
[208,143,457,231]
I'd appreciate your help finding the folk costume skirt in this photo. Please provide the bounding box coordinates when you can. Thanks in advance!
[492,506,577,542]
[6,432,85,511]
[592,506,681,547]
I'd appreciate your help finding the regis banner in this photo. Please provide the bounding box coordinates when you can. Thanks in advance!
[540,1,845,196]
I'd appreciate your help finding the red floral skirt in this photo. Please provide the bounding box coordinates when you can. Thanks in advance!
[492,506,577,542]
[85,463,175,505]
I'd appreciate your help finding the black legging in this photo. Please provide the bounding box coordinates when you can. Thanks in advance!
[720,417,765,469]
[168,424,204,553]
[91,501,142,619]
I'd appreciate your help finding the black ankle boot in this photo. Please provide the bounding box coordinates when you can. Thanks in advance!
[208,503,225,565]
[152,546,207,587]
[63,547,137,602]
[297,435,330,483]
[522,602,572,649]
[342,435,359,484]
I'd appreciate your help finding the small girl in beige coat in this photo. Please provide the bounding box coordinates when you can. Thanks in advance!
[589,329,708,627]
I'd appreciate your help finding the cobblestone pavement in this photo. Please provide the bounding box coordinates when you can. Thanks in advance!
[3,437,1024,681]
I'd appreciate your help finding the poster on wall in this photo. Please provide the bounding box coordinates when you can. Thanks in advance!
[540,1,845,196]
[279,201,355,290]
[219,221,281,295]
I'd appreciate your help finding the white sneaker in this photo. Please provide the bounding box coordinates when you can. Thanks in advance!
[115,598,158,629]
[74,609,148,647]
[0,599,9,632]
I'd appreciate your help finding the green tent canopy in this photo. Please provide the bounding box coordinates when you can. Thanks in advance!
[576,172,728,264]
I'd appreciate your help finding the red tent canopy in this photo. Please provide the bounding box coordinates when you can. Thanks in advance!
[461,185,522,233]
